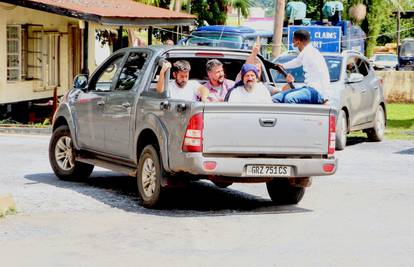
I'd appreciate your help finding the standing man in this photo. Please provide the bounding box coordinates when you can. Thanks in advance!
[272,29,330,104]
[156,60,209,102]
[204,59,235,102]
[227,64,272,103]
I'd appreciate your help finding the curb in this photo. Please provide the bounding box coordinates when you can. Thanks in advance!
[0,126,52,135]
[0,194,16,217]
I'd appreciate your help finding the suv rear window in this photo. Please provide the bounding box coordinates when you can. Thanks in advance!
[272,55,342,83]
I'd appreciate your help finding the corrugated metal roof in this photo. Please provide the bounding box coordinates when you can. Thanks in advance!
[2,0,195,26]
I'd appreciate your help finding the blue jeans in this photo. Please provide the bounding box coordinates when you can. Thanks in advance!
[272,86,324,104]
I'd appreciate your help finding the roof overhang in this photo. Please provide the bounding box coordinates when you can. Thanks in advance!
[0,0,196,27]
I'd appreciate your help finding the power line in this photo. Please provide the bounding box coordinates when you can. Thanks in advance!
[153,25,414,48]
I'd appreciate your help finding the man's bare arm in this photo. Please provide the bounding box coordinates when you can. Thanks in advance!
[198,85,210,102]
[155,62,171,94]
[246,37,260,65]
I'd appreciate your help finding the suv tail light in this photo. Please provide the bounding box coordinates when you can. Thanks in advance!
[328,115,336,157]
[182,112,204,152]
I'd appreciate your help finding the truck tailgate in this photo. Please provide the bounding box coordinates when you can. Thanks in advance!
[203,104,332,155]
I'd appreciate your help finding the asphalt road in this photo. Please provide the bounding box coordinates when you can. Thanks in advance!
[1,134,414,267]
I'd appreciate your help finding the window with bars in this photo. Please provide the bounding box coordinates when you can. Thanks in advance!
[7,25,21,81]
[6,24,60,89]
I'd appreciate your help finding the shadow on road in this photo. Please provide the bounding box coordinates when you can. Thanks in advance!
[395,147,414,155]
[346,136,370,147]
[24,171,312,217]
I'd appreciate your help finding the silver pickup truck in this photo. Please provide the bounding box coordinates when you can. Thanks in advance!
[49,46,338,208]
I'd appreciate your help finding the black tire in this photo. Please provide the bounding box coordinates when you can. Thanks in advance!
[266,178,305,205]
[137,144,166,208]
[367,105,386,142]
[49,125,94,181]
[335,109,348,150]
[212,181,233,188]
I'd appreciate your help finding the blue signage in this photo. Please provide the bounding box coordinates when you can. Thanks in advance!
[288,26,341,53]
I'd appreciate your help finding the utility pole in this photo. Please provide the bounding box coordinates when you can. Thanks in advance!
[320,0,324,22]
[397,9,401,56]
[175,0,181,12]
[272,0,286,58]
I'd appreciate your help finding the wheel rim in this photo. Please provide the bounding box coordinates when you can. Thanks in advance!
[141,158,157,198]
[375,108,385,136]
[54,136,74,171]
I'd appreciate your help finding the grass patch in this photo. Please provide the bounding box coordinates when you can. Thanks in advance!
[0,207,17,218]
[349,103,414,140]
[0,118,51,128]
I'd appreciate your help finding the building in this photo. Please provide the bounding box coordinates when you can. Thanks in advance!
[0,0,194,122]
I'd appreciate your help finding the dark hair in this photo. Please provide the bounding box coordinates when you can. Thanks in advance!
[206,59,223,73]
[172,60,191,72]
[293,29,310,42]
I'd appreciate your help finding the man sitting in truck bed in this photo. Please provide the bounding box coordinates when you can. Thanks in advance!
[204,59,235,102]
[156,60,210,102]
[273,29,330,104]
[227,64,272,103]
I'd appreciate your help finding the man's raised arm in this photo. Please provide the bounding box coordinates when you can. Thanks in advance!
[156,62,171,94]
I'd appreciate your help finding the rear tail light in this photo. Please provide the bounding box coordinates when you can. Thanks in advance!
[195,52,224,57]
[203,161,217,171]
[323,163,335,173]
[328,115,336,157]
[182,112,204,152]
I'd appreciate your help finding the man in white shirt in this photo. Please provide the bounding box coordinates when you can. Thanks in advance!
[156,60,209,102]
[227,64,272,103]
[272,29,330,104]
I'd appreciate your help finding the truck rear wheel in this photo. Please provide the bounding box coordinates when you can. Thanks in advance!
[49,125,94,181]
[266,178,305,205]
[137,144,166,208]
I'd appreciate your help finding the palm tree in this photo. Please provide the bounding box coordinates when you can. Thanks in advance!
[228,0,251,25]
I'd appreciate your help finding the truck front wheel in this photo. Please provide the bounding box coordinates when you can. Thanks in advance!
[266,178,305,205]
[137,144,166,208]
[49,125,94,181]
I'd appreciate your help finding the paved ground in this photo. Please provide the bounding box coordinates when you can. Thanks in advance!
[0,134,414,267]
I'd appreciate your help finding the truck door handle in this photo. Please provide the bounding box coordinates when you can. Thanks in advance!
[122,102,131,108]
[259,118,277,127]
[97,100,105,106]
[176,103,187,112]
[160,101,171,110]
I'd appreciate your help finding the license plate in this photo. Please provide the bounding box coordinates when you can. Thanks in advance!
[245,165,291,177]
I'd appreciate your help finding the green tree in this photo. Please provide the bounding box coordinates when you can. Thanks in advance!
[229,0,251,25]
[346,0,410,56]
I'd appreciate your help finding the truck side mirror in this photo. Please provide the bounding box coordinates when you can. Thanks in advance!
[73,74,88,90]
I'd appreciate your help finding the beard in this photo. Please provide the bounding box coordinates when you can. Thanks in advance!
[216,75,225,84]
[176,80,187,88]
[244,81,256,92]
